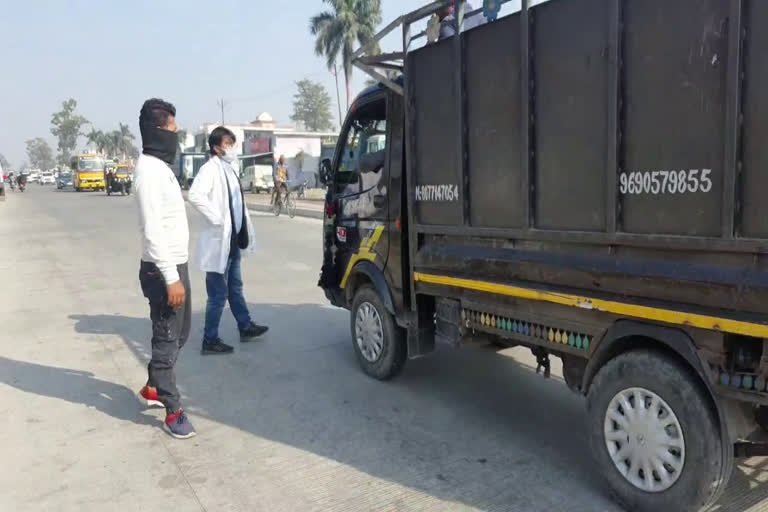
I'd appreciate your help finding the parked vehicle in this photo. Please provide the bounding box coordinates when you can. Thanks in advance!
[239,152,275,194]
[39,171,55,185]
[57,171,73,190]
[319,2,768,511]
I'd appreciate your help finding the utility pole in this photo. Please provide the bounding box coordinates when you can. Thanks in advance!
[332,64,343,128]
[217,98,226,124]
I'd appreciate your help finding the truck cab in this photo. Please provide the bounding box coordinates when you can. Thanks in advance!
[319,84,408,329]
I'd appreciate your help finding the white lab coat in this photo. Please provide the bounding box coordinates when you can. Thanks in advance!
[188,156,256,274]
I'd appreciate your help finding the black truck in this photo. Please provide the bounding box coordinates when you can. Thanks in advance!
[318,1,768,510]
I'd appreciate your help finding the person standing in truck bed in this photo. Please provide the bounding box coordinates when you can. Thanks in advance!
[439,1,486,39]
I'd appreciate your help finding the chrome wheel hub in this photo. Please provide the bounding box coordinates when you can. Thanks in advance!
[355,302,384,362]
[604,387,685,492]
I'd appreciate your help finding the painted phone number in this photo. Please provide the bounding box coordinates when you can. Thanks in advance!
[619,169,713,195]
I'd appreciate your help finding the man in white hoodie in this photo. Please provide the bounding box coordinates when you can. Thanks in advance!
[188,126,268,355]
[134,98,195,439]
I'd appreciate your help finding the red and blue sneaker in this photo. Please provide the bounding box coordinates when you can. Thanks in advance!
[164,410,196,439]
[137,385,163,408]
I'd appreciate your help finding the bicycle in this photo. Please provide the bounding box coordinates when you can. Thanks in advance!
[272,185,297,218]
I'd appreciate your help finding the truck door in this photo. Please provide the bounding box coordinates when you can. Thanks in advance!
[327,96,390,294]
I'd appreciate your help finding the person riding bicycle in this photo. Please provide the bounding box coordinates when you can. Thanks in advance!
[271,155,289,205]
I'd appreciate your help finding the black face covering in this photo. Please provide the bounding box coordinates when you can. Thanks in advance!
[140,124,178,167]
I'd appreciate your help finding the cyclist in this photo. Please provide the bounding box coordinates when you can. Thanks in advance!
[271,155,289,206]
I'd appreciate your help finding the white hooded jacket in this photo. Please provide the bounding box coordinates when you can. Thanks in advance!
[188,155,256,274]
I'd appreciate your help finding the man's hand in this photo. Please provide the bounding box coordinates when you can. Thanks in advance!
[167,281,186,310]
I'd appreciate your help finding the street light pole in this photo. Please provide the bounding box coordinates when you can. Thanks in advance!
[217,98,226,124]
[332,64,343,128]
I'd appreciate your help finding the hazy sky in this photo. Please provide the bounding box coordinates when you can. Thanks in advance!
[0,0,538,167]
[0,0,421,167]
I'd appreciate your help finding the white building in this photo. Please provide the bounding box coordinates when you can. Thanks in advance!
[192,113,337,182]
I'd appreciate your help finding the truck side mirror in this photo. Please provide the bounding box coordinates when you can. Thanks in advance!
[319,158,332,185]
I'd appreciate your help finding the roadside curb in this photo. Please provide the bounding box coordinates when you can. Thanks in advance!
[247,203,324,219]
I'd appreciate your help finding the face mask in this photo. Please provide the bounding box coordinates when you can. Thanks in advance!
[140,125,178,167]
[222,147,237,163]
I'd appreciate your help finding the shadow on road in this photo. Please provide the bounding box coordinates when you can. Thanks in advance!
[67,304,614,510]
[0,356,157,427]
[64,304,764,511]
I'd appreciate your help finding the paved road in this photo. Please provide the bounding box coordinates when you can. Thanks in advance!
[0,187,766,512]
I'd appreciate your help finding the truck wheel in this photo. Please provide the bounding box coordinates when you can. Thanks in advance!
[350,285,406,380]
[587,349,728,512]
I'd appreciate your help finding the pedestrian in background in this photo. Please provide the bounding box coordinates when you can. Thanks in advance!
[134,98,196,439]
[188,126,267,355]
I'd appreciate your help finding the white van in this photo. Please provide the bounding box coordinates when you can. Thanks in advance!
[239,152,274,194]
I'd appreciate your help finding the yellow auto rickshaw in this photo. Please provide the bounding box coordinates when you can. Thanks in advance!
[105,163,133,196]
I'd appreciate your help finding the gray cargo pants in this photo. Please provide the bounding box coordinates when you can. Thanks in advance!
[139,261,191,414]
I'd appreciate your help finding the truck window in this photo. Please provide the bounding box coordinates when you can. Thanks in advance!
[336,100,386,189]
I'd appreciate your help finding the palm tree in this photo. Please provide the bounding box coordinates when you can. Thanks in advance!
[310,0,382,109]
[105,131,122,159]
[86,128,105,154]
[117,123,135,158]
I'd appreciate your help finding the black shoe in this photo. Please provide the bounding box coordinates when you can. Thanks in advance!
[240,322,269,342]
[201,338,234,355]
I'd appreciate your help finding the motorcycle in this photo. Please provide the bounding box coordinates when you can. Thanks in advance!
[297,180,308,200]
[18,180,26,192]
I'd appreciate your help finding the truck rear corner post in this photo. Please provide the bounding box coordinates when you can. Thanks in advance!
[317,0,768,510]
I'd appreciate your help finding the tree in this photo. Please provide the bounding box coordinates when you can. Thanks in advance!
[51,98,89,165]
[291,79,334,132]
[86,124,138,159]
[117,123,137,158]
[25,138,55,171]
[86,128,106,154]
[310,0,382,109]
[0,153,10,171]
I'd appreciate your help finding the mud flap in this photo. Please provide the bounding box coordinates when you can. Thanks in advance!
[407,294,436,357]
[435,297,461,347]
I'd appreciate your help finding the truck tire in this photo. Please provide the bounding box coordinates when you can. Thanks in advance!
[587,349,728,512]
[350,285,407,380]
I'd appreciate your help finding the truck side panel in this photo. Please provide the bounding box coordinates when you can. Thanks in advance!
[740,0,768,238]
[465,13,524,229]
[411,39,461,226]
[402,0,768,322]
[621,0,727,236]
[534,0,610,232]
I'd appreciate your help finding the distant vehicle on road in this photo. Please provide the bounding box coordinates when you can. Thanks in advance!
[70,154,105,191]
[240,152,275,194]
[104,163,132,196]
[39,171,55,185]
[57,171,73,189]
[28,170,40,183]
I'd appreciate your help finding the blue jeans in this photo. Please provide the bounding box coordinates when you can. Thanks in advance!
[203,248,251,342]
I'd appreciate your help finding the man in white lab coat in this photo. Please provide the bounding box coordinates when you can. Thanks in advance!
[188,127,267,355]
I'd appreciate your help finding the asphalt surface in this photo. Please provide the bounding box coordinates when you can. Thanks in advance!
[0,185,766,512]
